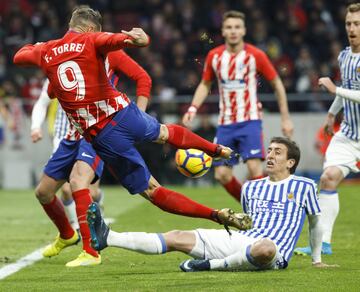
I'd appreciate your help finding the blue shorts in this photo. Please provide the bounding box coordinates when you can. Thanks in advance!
[92,102,161,194]
[213,120,265,167]
[44,138,104,182]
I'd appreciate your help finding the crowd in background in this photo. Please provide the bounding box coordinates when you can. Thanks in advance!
[0,0,353,183]
[0,0,352,112]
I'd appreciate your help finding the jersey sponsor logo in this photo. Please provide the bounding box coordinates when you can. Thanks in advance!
[81,152,94,159]
[255,200,285,214]
[250,149,261,155]
[220,79,246,90]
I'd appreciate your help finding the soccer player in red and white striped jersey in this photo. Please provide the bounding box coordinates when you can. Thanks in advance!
[183,10,294,201]
[14,6,252,267]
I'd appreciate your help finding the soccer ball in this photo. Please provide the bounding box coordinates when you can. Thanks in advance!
[175,148,212,178]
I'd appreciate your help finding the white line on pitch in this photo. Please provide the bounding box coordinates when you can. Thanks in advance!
[0,213,129,280]
[0,247,45,280]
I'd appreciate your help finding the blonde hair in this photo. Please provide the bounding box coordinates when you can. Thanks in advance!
[347,3,360,13]
[69,5,102,31]
[222,10,246,23]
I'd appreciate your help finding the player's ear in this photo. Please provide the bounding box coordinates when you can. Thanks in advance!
[287,158,295,171]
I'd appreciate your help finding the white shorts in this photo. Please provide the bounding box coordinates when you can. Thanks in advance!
[190,229,286,271]
[323,132,360,177]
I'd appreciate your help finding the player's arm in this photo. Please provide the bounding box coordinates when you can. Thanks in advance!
[31,79,51,143]
[182,80,212,128]
[319,76,360,103]
[182,51,214,128]
[257,49,293,137]
[269,76,293,138]
[324,95,343,135]
[94,29,150,55]
[307,214,322,265]
[111,51,152,111]
[305,182,338,268]
[13,43,43,66]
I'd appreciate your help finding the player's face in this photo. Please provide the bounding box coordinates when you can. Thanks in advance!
[345,11,360,50]
[222,17,246,46]
[265,143,294,176]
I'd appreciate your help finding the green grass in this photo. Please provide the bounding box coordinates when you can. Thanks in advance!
[0,184,359,291]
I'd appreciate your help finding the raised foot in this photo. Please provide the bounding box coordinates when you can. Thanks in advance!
[216,208,252,231]
[87,202,110,251]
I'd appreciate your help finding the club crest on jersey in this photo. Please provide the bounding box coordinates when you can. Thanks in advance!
[287,192,294,201]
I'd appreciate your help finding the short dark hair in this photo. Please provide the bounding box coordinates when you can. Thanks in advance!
[347,3,360,13]
[270,137,301,174]
[222,10,245,24]
[69,5,102,31]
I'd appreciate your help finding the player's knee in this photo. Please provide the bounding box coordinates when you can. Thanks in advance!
[163,230,183,250]
[69,175,89,192]
[35,184,53,204]
[214,168,232,184]
[251,239,276,265]
[61,184,72,200]
[320,168,340,189]
[156,124,169,144]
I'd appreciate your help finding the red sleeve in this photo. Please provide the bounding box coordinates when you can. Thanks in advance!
[13,44,43,66]
[255,49,278,81]
[202,51,215,82]
[47,82,56,99]
[108,50,152,98]
[93,32,149,55]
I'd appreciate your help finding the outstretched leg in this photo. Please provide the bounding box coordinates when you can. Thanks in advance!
[141,176,251,230]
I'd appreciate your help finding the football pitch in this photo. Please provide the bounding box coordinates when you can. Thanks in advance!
[0,185,359,291]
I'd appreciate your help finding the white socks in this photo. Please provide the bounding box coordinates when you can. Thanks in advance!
[106,231,167,254]
[62,199,79,231]
[319,190,339,244]
[209,245,254,271]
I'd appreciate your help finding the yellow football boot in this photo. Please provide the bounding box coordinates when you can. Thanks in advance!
[42,231,80,257]
[65,251,101,267]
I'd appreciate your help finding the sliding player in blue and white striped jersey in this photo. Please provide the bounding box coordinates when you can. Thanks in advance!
[295,3,360,256]
[86,137,338,272]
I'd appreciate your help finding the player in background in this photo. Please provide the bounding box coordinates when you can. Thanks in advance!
[31,48,152,233]
[182,11,293,202]
[88,137,337,271]
[14,5,252,266]
[295,3,360,256]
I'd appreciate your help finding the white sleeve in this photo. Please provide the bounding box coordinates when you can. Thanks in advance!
[328,95,343,115]
[336,87,360,104]
[308,214,322,264]
[31,79,51,130]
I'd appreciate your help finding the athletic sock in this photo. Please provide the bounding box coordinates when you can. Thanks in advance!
[208,245,265,270]
[318,190,339,244]
[222,176,242,201]
[166,124,218,156]
[62,198,80,231]
[42,196,74,240]
[107,231,166,254]
[72,189,98,257]
[152,186,218,222]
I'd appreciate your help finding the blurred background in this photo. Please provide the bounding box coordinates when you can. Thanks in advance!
[0,0,356,188]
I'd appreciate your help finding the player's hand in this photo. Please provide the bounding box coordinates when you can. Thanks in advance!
[312,262,339,268]
[31,128,43,143]
[182,105,197,128]
[324,113,335,136]
[122,28,149,46]
[281,118,294,138]
[319,77,336,94]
